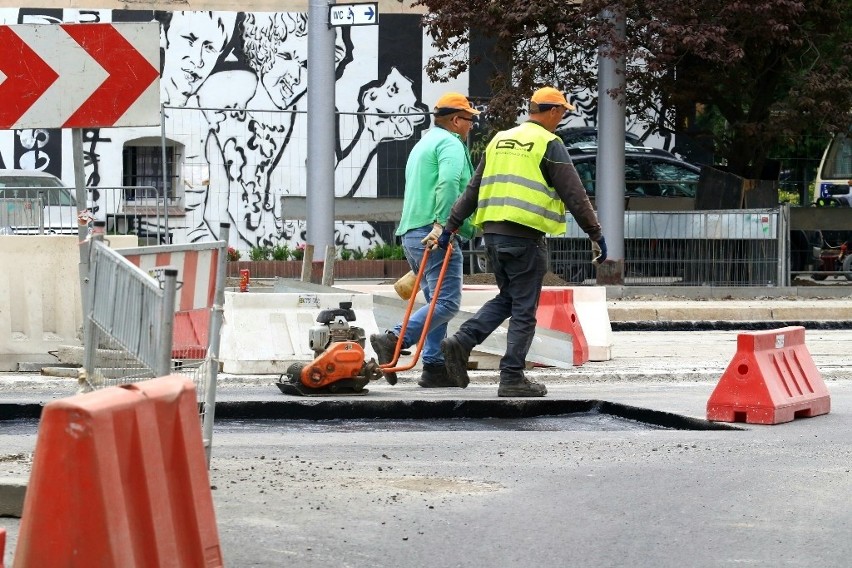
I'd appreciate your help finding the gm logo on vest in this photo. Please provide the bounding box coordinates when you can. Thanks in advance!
[496,139,534,152]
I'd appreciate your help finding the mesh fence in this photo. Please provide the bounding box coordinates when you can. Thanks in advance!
[82,230,229,462]
[549,208,787,286]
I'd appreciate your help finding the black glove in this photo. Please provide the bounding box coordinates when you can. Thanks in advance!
[437,229,455,250]
[592,237,608,265]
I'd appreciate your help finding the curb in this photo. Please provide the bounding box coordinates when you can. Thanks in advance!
[612,320,852,331]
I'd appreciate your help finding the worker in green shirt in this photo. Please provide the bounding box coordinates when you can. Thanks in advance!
[371,92,478,388]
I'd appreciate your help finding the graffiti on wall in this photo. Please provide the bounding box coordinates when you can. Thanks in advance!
[158,10,432,250]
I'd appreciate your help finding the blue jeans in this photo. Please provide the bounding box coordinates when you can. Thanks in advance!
[391,226,463,366]
[454,234,547,380]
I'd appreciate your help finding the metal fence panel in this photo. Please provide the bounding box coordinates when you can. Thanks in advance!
[82,227,228,463]
[550,208,784,286]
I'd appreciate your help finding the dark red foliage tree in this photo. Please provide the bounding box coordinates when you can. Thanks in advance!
[416,0,852,177]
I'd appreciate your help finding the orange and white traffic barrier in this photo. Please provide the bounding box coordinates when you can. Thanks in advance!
[707,326,830,425]
[14,375,222,567]
[122,242,221,359]
[536,288,588,366]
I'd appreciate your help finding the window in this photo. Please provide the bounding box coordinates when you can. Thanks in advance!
[574,161,596,195]
[122,145,177,201]
[822,134,852,179]
[0,175,74,206]
[649,160,700,197]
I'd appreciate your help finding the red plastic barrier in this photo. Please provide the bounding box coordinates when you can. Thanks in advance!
[173,308,210,359]
[15,375,222,567]
[707,326,830,425]
[535,288,589,366]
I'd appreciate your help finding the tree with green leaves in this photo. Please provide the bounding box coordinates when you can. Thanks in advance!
[416,0,852,177]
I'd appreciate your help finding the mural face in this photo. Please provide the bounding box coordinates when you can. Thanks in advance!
[161,11,235,106]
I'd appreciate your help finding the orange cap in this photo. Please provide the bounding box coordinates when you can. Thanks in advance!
[530,87,575,111]
[434,92,481,116]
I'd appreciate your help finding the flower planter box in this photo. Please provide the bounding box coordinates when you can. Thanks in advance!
[227,259,408,280]
[383,260,410,279]
[333,260,385,279]
[227,260,303,279]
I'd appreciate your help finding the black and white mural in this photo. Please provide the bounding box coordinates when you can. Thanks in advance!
[0,8,668,252]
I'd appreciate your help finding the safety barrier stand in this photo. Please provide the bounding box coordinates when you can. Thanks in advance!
[14,375,222,567]
[536,288,589,366]
[706,326,830,425]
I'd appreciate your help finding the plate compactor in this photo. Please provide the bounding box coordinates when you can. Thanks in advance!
[276,302,387,396]
[275,243,455,396]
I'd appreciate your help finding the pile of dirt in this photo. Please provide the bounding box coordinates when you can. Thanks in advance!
[463,272,572,286]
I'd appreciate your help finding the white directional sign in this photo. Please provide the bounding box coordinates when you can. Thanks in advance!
[0,23,160,129]
[329,2,379,27]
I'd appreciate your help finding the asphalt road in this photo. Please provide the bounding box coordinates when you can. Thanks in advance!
[1,328,851,567]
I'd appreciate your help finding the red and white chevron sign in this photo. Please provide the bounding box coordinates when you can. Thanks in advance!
[0,23,159,129]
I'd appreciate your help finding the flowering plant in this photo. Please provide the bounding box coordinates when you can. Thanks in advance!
[292,243,306,261]
[226,247,241,262]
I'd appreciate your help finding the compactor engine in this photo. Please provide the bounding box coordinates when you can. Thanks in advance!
[276,302,383,396]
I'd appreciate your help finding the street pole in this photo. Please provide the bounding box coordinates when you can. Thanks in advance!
[72,128,90,318]
[596,6,626,285]
[306,0,337,254]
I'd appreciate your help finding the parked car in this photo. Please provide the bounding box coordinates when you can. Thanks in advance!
[0,169,78,235]
[549,144,702,283]
[567,144,701,199]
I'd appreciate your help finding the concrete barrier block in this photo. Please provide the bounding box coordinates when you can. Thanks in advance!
[0,477,27,518]
[221,291,381,374]
[569,286,613,361]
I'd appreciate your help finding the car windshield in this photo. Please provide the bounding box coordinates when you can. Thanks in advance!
[559,130,643,151]
[821,134,852,178]
[572,156,699,197]
[0,177,75,207]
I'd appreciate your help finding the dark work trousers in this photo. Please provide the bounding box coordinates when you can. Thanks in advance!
[454,233,548,381]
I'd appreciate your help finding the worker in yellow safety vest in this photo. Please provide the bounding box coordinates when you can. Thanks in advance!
[424,86,606,397]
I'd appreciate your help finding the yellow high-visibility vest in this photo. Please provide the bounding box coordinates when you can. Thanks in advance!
[472,122,566,235]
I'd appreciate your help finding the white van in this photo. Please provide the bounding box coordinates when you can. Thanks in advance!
[0,169,78,235]
[814,132,852,206]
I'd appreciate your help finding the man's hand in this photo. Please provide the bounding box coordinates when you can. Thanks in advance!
[592,237,608,265]
[436,229,454,250]
[421,223,444,250]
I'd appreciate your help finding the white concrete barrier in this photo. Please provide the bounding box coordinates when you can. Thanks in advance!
[0,235,136,369]
[571,286,613,361]
[220,291,382,374]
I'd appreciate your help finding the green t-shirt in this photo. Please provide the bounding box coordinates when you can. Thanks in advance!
[395,126,476,240]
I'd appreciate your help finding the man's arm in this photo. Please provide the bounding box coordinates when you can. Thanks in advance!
[445,157,485,232]
[542,140,602,242]
[434,137,469,224]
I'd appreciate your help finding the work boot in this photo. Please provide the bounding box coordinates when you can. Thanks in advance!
[370,331,399,385]
[497,377,547,397]
[440,336,471,388]
[418,363,459,388]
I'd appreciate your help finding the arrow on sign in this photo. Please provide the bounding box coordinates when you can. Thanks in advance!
[364,6,375,19]
[61,24,159,128]
[0,23,160,129]
[0,27,59,129]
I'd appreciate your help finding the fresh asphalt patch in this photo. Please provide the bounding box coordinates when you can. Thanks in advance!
[212,399,739,431]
